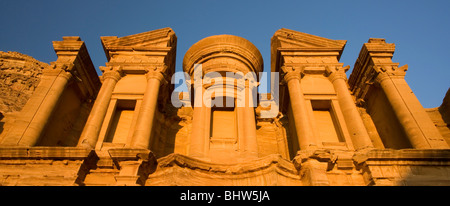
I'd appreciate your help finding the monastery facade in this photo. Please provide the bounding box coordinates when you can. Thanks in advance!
[0,28,449,186]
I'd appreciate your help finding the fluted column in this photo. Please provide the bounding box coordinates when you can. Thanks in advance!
[284,71,317,150]
[329,69,374,150]
[131,71,165,149]
[18,70,73,146]
[189,83,207,158]
[78,69,122,149]
[375,72,433,149]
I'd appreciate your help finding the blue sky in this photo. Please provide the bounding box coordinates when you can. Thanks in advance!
[0,0,449,108]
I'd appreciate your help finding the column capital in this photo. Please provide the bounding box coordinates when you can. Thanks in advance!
[102,70,123,82]
[50,62,75,72]
[373,64,408,82]
[283,70,302,83]
[374,70,391,84]
[145,71,167,84]
[328,71,347,83]
[58,71,73,81]
[326,65,349,83]
[46,62,75,76]
[100,66,123,82]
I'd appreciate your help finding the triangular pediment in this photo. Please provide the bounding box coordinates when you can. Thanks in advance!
[272,28,346,50]
[101,27,176,49]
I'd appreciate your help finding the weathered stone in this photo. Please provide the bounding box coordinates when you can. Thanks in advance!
[0,51,48,113]
[0,28,449,186]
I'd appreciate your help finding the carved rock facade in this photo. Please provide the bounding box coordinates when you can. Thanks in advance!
[0,28,449,186]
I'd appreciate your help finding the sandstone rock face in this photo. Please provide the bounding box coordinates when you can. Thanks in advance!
[0,51,49,114]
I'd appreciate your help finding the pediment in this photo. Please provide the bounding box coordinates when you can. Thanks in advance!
[272,28,346,50]
[101,27,176,49]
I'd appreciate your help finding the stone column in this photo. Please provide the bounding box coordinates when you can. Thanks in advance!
[375,72,434,149]
[284,71,317,150]
[189,84,207,158]
[131,71,164,149]
[78,70,122,149]
[236,106,246,153]
[243,80,258,158]
[18,70,73,146]
[329,69,374,150]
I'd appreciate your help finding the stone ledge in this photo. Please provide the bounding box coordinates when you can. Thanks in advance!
[157,153,298,175]
[0,147,92,160]
[107,148,155,162]
[364,149,450,161]
[293,149,450,169]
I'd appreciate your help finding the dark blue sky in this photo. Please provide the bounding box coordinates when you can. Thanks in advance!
[1,0,449,108]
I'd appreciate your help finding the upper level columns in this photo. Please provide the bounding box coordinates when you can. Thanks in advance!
[183,35,263,162]
[131,70,166,149]
[16,67,73,146]
[78,67,122,149]
[374,67,448,149]
[271,28,350,151]
[97,28,177,150]
[283,69,317,150]
[1,36,101,147]
[242,80,259,158]
[188,82,208,159]
[349,38,449,149]
[327,66,374,150]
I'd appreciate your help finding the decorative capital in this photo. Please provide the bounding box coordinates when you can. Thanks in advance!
[101,66,123,82]
[49,62,74,81]
[374,70,391,83]
[326,65,350,83]
[373,64,408,84]
[282,70,302,83]
[146,70,167,84]
[58,71,73,81]
[51,62,75,72]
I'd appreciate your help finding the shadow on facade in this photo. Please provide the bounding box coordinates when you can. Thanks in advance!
[438,88,450,129]
[0,112,4,135]
[150,103,187,158]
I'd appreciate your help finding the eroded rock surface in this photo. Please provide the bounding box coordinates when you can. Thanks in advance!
[0,51,49,113]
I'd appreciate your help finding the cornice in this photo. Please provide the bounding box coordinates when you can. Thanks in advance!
[0,147,92,160]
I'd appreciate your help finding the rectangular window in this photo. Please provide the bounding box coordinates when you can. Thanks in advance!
[105,100,136,144]
[210,107,236,140]
[311,100,343,143]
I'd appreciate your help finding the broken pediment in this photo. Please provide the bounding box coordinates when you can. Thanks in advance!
[272,28,346,51]
[101,27,177,61]
[271,28,347,73]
